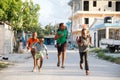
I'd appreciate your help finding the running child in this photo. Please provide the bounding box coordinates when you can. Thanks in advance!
[32,37,48,72]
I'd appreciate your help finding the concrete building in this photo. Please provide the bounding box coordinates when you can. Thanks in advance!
[68,0,120,46]
[0,22,14,54]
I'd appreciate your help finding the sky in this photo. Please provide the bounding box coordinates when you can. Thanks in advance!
[33,0,71,27]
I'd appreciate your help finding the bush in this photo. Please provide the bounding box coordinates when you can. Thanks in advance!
[90,48,108,53]
[92,48,120,64]
[97,52,105,58]
[115,58,120,64]
[90,48,101,53]
[97,52,120,64]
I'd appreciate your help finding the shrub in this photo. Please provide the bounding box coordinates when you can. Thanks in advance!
[90,48,108,53]
[92,48,120,64]
[97,52,105,58]
[115,58,120,64]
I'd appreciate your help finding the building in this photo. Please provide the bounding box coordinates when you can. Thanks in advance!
[94,18,120,47]
[68,0,120,46]
[44,35,55,45]
[0,22,14,54]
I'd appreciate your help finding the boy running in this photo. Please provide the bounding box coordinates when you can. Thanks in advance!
[32,37,48,72]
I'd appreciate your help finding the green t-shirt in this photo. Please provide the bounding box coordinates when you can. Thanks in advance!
[57,29,68,44]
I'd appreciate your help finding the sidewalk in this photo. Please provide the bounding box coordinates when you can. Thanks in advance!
[0,52,31,63]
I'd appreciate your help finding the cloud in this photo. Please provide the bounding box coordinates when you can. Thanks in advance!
[50,0,71,20]
[33,0,71,26]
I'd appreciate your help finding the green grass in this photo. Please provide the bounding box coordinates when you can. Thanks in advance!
[0,62,10,70]
[91,48,120,64]
[90,48,108,53]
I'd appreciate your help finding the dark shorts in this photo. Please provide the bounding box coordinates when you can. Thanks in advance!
[57,42,67,53]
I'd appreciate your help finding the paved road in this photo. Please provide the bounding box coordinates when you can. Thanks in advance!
[0,45,120,80]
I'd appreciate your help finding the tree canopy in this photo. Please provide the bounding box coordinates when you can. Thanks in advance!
[0,0,41,32]
[44,23,59,36]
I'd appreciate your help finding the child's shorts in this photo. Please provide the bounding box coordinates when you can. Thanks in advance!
[35,52,44,59]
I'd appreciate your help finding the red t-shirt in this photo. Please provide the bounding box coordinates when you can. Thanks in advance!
[27,38,39,49]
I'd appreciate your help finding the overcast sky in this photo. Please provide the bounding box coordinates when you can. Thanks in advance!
[33,0,71,27]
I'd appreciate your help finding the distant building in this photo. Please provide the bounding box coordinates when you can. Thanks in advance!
[68,0,120,46]
[44,35,55,45]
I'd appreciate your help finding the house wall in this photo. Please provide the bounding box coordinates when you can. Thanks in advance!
[0,24,14,54]
[89,0,116,11]
[72,0,119,26]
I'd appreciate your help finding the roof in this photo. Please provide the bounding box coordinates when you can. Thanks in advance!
[95,23,120,30]
[44,35,55,38]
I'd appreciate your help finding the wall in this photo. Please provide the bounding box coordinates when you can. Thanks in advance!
[84,0,116,11]
[0,24,14,54]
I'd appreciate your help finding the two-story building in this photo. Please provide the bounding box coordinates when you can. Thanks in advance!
[68,0,120,46]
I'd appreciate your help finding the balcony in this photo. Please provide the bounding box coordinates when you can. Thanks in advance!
[73,11,120,18]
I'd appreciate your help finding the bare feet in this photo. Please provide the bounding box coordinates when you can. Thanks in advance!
[80,63,83,70]
[32,68,36,72]
[61,66,65,69]
[86,70,89,75]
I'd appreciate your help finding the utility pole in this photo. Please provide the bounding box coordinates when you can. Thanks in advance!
[70,1,75,45]
[71,1,75,34]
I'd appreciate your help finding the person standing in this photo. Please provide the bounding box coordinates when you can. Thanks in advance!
[18,39,24,53]
[54,23,68,68]
[27,32,39,72]
[76,24,92,75]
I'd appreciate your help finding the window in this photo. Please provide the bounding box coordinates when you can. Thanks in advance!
[93,1,97,7]
[104,17,112,23]
[109,29,120,40]
[116,2,120,11]
[84,1,89,11]
[84,18,89,24]
[108,1,112,7]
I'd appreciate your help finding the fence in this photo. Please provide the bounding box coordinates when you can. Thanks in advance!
[0,25,14,55]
